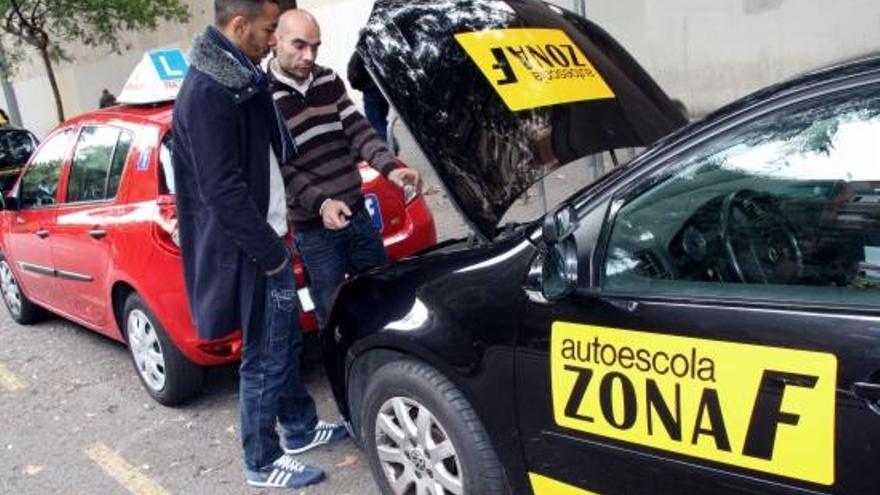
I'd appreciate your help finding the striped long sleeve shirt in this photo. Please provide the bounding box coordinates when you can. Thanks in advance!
[269,63,398,229]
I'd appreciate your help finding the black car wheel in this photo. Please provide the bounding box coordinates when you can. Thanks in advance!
[123,293,205,406]
[0,256,43,324]
[361,360,507,495]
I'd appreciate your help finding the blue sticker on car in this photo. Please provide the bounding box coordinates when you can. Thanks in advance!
[365,194,383,232]
[137,152,149,171]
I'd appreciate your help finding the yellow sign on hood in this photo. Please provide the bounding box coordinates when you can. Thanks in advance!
[455,28,615,111]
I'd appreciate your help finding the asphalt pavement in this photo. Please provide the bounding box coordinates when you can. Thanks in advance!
[0,121,603,495]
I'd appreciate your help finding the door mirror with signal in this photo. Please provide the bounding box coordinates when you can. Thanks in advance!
[526,205,579,303]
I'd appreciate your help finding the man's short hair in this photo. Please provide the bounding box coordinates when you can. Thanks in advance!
[215,0,279,27]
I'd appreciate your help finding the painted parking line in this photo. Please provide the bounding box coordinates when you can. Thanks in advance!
[0,363,24,391]
[84,443,171,495]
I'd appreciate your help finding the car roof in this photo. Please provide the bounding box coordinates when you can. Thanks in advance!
[63,102,174,130]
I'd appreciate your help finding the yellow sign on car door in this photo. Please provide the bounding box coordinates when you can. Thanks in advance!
[551,322,837,485]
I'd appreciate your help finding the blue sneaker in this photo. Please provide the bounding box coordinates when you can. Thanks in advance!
[245,454,324,488]
[283,419,348,454]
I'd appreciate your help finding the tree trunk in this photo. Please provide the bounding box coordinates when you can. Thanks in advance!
[38,46,64,122]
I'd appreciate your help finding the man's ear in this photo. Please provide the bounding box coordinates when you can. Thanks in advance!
[228,15,249,38]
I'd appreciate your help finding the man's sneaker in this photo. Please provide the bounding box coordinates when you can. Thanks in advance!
[283,419,348,454]
[245,454,324,488]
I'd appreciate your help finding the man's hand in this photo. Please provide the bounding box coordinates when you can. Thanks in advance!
[321,199,352,230]
[388,168,422,198]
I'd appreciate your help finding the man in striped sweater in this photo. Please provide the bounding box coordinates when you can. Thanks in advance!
[269,9,420,326]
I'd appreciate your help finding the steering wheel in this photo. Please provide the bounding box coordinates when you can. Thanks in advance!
[720,189,803,284]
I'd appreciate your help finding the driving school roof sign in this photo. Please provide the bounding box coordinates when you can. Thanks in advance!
[455,28,615,111]
[117,49,189,105]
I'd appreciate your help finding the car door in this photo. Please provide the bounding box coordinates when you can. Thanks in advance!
[517,80,880,495]
[4,129,72,304]
[51,125,134,328]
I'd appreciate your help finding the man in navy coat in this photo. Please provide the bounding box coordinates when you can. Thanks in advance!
[172,0,344,488]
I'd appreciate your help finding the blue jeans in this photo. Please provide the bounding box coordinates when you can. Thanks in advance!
[294,208,388,327]
[239,264,317,471]
[363,88,390,144]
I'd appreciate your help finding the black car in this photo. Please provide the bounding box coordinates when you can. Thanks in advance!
[0,127,38,192]
[322,1,880,494]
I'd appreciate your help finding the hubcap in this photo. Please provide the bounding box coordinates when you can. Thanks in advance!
[0,260,22,317]
[375,397,463,495]
[127,309,166,392]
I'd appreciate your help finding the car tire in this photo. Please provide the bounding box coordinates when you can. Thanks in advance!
[123,293,205,406]
[0,256,44,324]
[361,359,508,495]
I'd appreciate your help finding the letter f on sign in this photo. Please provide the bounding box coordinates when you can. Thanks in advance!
[490,48,517,85]
[743,370,818,460]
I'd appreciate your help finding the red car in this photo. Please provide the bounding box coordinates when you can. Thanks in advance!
[0,102,436,405]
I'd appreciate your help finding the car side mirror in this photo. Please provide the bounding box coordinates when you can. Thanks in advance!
[542,246,570,300]
[526,205,580,303]
[524,241,579,303]
[543,204,577,245]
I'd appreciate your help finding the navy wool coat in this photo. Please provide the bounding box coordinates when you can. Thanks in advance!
[172,32,288,340]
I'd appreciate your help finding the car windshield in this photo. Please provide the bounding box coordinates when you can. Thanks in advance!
[0,130,36,170]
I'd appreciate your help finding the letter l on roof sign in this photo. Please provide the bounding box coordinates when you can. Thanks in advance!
[150,50,189,81]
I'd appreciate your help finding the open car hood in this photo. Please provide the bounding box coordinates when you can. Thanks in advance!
[358,0,687,239]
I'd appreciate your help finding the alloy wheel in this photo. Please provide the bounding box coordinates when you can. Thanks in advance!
[0,260,22,317]
[374,396,463,495]
[127,309,166,392]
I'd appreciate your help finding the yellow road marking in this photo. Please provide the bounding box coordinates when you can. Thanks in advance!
[84,443,171,495]
[0,363,24,391]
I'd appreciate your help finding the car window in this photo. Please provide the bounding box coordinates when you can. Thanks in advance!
[107,131,133,198]
[0,130,36,171]
[158,134,174,194]
[602,83,880,307]
[19,130,71,209]
[67,126,133,203]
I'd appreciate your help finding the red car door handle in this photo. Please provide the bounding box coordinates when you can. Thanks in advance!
[88,229,107,239]
[35,229,49,239]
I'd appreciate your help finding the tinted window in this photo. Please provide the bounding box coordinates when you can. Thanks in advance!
[67,126,133,203]
[20,130,71,209]
[159,134,174,194]
[0,130,36,170]
[107,131,133,198]
[603,83,880,307]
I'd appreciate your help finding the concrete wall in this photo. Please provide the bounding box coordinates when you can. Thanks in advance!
[551,0,880,116]
[3,0,880,138]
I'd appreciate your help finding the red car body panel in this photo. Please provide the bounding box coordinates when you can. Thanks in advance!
[0,103,436,366]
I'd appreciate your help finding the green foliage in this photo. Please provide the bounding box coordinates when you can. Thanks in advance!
[0,0,190,62]
[0,0,190,121]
